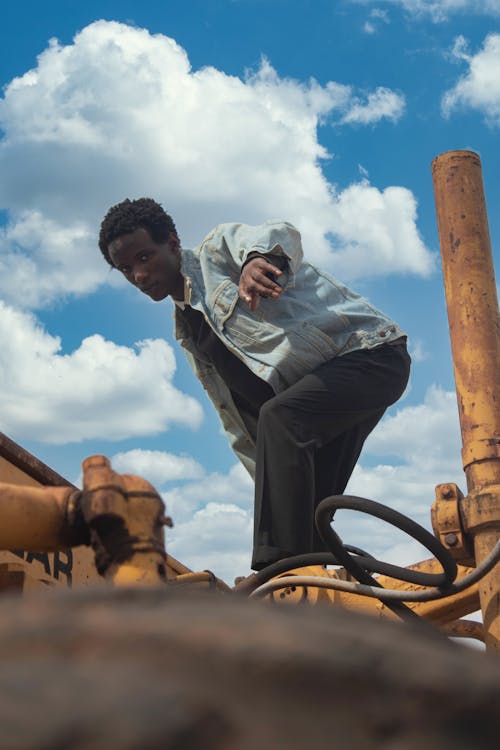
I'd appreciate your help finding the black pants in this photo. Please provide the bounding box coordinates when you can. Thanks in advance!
[251,341,411,570]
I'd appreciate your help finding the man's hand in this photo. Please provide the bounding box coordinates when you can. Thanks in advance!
[238,257,283,312]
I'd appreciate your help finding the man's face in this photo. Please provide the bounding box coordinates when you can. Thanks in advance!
[108,227,183,302]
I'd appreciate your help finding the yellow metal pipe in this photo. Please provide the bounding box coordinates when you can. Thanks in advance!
[432,149,500,651]
[440,619,484,643]
[0,482,83,551]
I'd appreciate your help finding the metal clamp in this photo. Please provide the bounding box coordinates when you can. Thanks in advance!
[431,483,474,565]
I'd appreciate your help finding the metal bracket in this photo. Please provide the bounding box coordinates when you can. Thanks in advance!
[431,483,474,565]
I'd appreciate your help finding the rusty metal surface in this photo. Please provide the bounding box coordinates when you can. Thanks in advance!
[170,571,233,593]
[0,482,87,551]
[431,483,474,564]
[0,431,75,488]
[460,486,500,533]
[259,558,480,624]
[0,446,214,591]
[81,455,168,585]
[432,149,500,651]
[431,150,500,491]
[0,433,100,590]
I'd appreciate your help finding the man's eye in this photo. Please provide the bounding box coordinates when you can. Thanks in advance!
[139,253,150,262]
[119,266,132,275]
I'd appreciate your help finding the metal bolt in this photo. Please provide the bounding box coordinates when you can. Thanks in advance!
[444,532,459,547]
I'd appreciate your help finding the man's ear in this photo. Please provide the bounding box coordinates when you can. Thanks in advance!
[168,232,181,253]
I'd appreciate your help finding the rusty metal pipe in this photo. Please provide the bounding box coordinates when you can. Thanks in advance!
[0,483,86,551]
[432,149,500,651]
[81,455,167,586]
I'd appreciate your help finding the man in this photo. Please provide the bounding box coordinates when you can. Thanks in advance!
[99,198,410,573]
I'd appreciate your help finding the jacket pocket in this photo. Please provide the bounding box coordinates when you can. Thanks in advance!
[211,279,241,328]
[290,321,340,359]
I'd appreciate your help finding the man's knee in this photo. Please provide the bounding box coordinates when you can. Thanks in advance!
[259,394,288,425]
[258,392,303,437]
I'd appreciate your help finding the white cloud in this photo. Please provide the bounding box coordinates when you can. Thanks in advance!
[0,20,430,313]
[111,449,204,485]
[168,502,253,585]
[0,300,203,443]
[352,1,500,22]
[409,339,430,363]
[163,463,254,583]
[162,463,254,524]
[363,7,390,32]
[326,181,435,279]
[371,8,390,19]
[341,385,463,563]
[363,385,460,474]
[341,87,405,125]
[0,210,117,309]
[442,34,500,125]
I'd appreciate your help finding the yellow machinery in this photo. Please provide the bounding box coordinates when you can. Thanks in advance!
[0,150,499,650]
[0,434,205,590]
[432,151,500,650]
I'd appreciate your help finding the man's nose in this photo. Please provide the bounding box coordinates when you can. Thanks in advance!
[134,268,148,285]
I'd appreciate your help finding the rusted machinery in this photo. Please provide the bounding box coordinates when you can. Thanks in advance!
[432,150,500,650]
[0,150,499,651]
[0,434,209,590]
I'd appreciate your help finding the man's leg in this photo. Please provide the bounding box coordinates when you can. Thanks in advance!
[251,342,410,569]
[309,410,386,553]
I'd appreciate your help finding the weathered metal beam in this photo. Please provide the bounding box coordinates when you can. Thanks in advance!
[0,431,74,487]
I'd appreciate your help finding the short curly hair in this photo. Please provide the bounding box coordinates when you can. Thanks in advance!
[98,198,178,266]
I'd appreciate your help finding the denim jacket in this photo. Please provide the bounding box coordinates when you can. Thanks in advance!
[174,221,406,477]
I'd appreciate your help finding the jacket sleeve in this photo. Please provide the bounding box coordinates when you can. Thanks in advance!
[174,325,258,479]
[201,220,304,274]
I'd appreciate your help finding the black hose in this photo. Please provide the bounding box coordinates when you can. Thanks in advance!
[315,496,458,588]
[249,495,463,625]
[315,495,457,622]
[251,547,374,587]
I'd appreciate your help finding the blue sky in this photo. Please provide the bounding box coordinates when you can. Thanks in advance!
[1,0,499,583]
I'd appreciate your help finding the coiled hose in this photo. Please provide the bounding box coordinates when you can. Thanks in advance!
[249,495,500,623]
